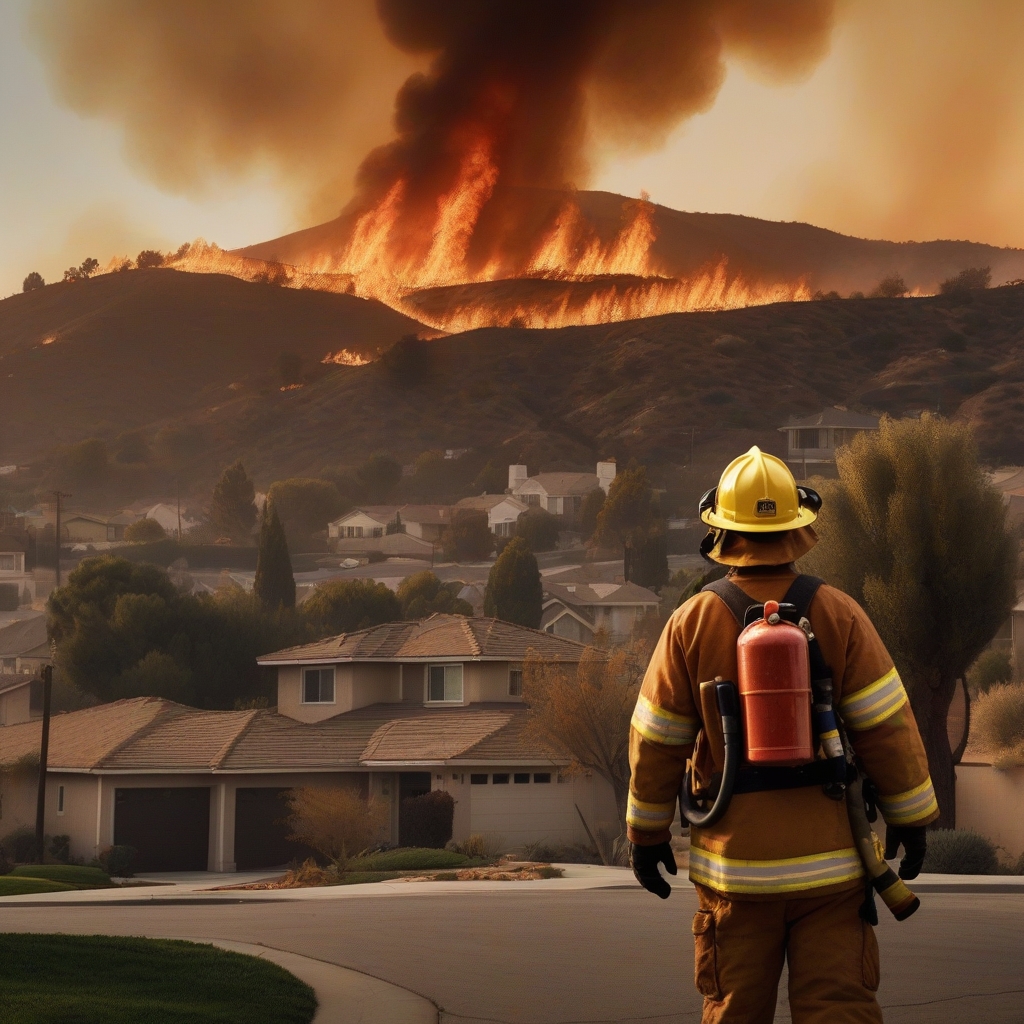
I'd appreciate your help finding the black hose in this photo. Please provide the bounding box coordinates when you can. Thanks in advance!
[679,679,741,829]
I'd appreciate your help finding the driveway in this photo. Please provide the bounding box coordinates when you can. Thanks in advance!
[1,883,1021,1023]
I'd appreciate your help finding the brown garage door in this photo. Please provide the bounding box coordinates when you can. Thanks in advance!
[234,788,318,870]
[114,788,210,871]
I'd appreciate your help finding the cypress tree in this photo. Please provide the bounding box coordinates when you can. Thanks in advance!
[254,502,295,610]
[484,536,542,628]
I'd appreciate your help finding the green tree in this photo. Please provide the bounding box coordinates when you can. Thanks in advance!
[267,477,347,547]
[254,503,295,610]
[22,272,44,292]
[123,518,166,544]
[626,524,670,592]
[443,509,495,561]
[210,461,257,539]
[578,487,606,541]
[472,460,508,495]
[802,415,1016,827]
[303,578,402,636]
[357,453,402,503]
[594,464,667,585]
[484,537,542,628]
[515,507,560,552]
[397,571,472,619]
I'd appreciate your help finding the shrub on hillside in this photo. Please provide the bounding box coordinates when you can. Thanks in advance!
[870,274,908,298]
[941,267,991,296]
[920,829,999,875]
[400,790,455,849]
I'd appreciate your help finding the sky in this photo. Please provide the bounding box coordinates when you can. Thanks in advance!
[3,1,1024,297]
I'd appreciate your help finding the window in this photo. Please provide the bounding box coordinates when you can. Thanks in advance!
[428,664,463,702]
[514,773,530,784]
[470,774,488,785]
[796,428,820,449]
[492,773,510,784]
[371,527,383,538]
[524,493,540,507]
[0,555,15,571]
[534,773,551,784]
[508,668,523,697]
[57,785,65,814]
[302,667,335,703]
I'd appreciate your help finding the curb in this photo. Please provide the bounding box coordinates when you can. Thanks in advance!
[202,939,438,1024]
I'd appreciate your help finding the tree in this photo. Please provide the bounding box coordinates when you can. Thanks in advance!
[515,507,560,552]
[397,571,472,619]
[286,786,389,868]
[254,502,295,610]
[210,461,257,539]
[381,335,433,386]
[472,460,507,495]
[136,249,164,269]
[578,487,606,542]
[625,523,670,592]
[594,464,667,585]
[59,438,108,486]
[802,414,1016,828]
[484,537,542,628]
[303,578,401,636]
[22,272,44,292]
[871,274,908,298]
[123,518,166,544]
[940,267,991,297]
[523,640,650,863]
[443,509,494,561]
[357,453,402,503]
[267,477,346,547]
[64,258,99,282]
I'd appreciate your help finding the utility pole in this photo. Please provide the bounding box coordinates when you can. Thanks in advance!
[34,663,53,863]
[176,479,182,541]
[52,490,70,588]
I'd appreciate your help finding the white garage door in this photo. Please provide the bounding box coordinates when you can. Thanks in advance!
[467,768,581,848]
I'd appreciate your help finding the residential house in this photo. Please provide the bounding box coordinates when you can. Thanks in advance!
[509,461,617,518]
[0,616,615,871]
[327,505,455,557]
[541,581,660,643]
[139,503,200,539]
[62,511,136,544]
[454,494,528,538]
[0,537,34,604]
[778,409,880,479]
[0,614,48,681]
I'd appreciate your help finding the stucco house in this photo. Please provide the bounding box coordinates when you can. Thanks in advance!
[541,582,660,644]
[778,409,879,479]
[62,511,136,544]
[454,494,528,538]
[0,616,616,872]
[509,461,616,518]
[0,614,48,681]
[327,505,454,556]
[0,537,34,604]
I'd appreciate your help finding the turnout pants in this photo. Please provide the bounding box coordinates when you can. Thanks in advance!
[692,883,883,1024]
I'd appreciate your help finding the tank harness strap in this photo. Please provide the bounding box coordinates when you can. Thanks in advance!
[700,577,758,626]
[781,574,825,620]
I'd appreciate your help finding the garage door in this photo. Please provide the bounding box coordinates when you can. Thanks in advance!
[114,787,210,871]
[468,770,577,847]
[234,788,318,870]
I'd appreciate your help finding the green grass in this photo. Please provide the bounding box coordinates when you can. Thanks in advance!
[0,934,317,1023]
[9,865,112,887]
[0,878,77,897]
[345,848,473,872]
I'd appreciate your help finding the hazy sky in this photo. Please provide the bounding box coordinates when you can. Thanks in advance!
[3,1,1024,297]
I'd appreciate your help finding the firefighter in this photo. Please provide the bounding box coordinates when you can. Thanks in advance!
[628,446,937,1024]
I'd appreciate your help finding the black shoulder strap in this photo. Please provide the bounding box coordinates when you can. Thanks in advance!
[782,575,825,620]
[701,578,757,627]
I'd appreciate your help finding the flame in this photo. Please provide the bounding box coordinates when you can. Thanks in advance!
[322,348,372,366]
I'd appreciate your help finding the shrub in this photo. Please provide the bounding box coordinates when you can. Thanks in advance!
[446,834,491,859]
[0,583,19,611]
[515,507,559,552]
[286,786,389,867]
[49,834,70,864]
[124,518,166,544]
[920,829,999,874]
[397,571,472,618]
[871,274,908,298]
[399,790,455,849]
[940,267,991,296]
[968,648,1013,695]
[99,845,138,878]
[442,509,494,562]
[973,684,1024,751]
[11,864,111,887]
[346,848,469,872]
[1,827,38,864]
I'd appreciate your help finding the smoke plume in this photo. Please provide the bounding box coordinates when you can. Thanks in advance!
[28,1,835,224]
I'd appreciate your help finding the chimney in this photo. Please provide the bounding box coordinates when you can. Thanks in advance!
[597,459,617,495]
[508,464,528,493]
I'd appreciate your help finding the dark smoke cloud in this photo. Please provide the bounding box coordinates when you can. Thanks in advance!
[28,1,835,220]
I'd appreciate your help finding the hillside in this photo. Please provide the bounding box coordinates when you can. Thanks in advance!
[0,269,426,462]
[239,186,1024,297]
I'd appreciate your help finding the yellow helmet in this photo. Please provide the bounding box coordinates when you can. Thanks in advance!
[699,446,820,533]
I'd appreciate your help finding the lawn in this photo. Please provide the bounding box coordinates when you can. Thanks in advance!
[0,878,77,897]
[0,864,113,898]
[0,934,317,1023]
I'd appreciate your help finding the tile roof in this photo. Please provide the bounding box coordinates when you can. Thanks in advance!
[0,698,564,772]
[543,581,660,608]
[516,472,599,497]
[455,494,528,512]
[0,614,47,658]
[331,505,453,527]
[258,614,588,665]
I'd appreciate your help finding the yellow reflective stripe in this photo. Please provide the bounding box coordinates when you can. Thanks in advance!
[878,778,939,825]
[626,793,675,832]
[689,847,863,894]
[839,667,908,731]
[820,729,840,741]
[630,693,699,747]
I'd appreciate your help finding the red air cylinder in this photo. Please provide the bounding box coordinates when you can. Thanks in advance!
[736,600,814,766]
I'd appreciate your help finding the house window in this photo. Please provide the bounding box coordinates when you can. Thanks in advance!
[302,667,335,703]
[514,773,530,784]
[492,773,510,784]
[534,773,551,784]
[371,527,383,538]
[470,774,488,784]
[796,428,820,449]
[508,668,523,697]
[524,493,540,507]
[428,663,463,703]
[0,555,15,571]
[57,785,65,814]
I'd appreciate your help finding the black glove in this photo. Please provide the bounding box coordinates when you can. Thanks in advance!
[884,824,927,880]
[630,841,677,899]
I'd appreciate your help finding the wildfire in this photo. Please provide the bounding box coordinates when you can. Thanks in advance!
[322,349,372,366]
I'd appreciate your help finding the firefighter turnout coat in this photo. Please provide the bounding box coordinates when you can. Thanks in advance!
[628,566,940,899]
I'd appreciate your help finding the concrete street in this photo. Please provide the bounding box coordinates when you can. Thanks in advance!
[1,881,1021,1023]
